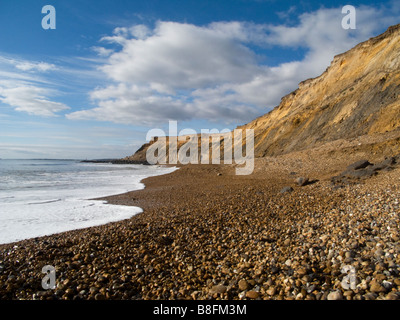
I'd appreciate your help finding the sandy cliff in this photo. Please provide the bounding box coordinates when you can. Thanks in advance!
[126,24,400,162]
[240,24,400,157]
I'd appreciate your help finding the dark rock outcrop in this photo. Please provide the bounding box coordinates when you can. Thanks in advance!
[331,154,400,186]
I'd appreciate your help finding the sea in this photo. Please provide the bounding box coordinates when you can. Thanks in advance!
[0,159,176,245]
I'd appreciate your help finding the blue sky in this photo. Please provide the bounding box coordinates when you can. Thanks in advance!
[0,0,399,159]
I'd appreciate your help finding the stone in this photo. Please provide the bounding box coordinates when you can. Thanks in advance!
[363,292,378,300]
[345,251,355,258]
[280,186,293,193]
[343,291,353,297]
[381,280,393,290]
[238,280,249,291]
[210,285,227,294]
[295,293,304,300]
[344,169,375,179]
[295,177,309,186]
[270,266,280,274]
[284,259,292,267]
[33,291,49,299]
[369,280,386,293]
[65,288,74,296]
[346,160,372,171]
[94,293,105,300]
[381,157,396,167]
[385,292,399,300]
[247,279,256,286]
[266,287,276,296]
[245,291,260,299]
[296,267,308,276]
[89,287,98,294]
[327,290,343,300]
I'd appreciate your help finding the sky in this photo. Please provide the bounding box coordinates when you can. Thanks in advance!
[0,0,399,159]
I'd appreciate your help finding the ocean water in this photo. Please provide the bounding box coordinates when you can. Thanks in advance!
[0,159,176,245]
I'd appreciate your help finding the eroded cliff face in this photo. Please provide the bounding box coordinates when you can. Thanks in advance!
[241,24,400,157]
[126,24,400,162]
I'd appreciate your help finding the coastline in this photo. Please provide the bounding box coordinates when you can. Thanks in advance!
[0,161,177,245]
[1,136,400,300]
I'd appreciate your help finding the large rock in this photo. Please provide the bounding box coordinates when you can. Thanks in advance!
[295,177,309,186]
[332,155,400,185]
[345,160,372,171]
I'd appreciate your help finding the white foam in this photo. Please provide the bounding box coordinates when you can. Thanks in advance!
[0,162,177,244]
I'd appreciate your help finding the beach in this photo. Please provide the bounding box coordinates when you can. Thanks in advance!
[0,134,400,300]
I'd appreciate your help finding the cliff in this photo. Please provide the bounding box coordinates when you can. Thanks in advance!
[125,24,400,163]
[240,24,400,157]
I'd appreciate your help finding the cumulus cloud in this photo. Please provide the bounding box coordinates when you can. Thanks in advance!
[100,21,261,88]
[67,5,400,126]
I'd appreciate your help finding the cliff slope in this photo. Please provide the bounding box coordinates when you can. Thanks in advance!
[126,24,400,162]
[241,24,400,157]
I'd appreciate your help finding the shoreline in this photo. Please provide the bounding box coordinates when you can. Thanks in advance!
[1,140,400,300]
[0,163,178,246]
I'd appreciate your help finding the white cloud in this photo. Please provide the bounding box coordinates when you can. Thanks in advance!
[0,55,73,117]
[91,46,114,57]
[14,61,56,72]
[67,5,400,126]
[100,21,261,88]
[129,24,151,39]
[0,56,56,73]
[265,6,395,53]
[0,86,70,117]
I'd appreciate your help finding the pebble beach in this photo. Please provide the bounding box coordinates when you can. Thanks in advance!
[0,136,400,301]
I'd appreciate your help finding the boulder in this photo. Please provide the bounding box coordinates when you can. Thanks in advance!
[295,177,309,186]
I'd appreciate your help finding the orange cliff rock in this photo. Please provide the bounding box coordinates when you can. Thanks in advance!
[240,23,400,157]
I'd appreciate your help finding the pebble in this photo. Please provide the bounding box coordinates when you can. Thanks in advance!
[369,280,386,293]
[266,287,276,296]
[245,291,260,299]
[95,293,105,300]
[238,280,249,291]
[209,285,227,294]
[385,292,399,300]
[280,186,293,193]
[327,290,343,300]
[295,177,309,186]
[364,292,378,300]
[0,157,399,301]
